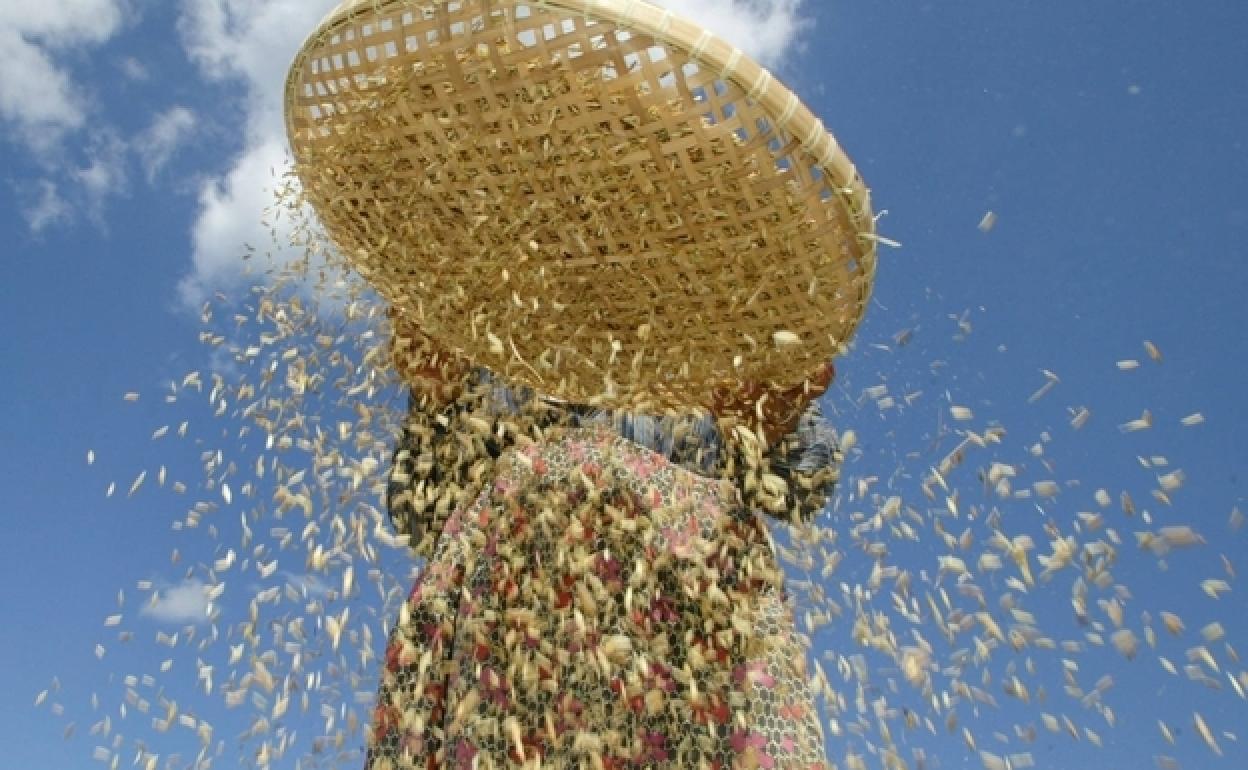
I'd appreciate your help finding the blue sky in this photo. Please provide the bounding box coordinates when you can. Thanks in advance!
[2,1,1246,769]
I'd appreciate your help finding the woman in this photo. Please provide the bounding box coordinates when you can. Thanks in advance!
[367,322,841,770]
[281,3,875,767]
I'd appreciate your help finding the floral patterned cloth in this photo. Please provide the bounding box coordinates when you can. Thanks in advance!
[369,422,830,769]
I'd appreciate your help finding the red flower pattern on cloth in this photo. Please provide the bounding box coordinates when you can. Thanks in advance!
[367,426,830,769]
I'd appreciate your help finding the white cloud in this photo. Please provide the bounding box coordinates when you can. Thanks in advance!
[175,0,338,307]
[173,1,810,306]
[118,55,149,82]
[0,26,83,149]
[0,0,130,151]
[0,0,127,36]
[74,130,129,217]
[652,0,808,66]
[178,135,293,306]
[21,180,72,233]
[140,577,211,624]
[0,1,171,233]
[10,124,132,233]
[137,106,197,182]
[178,0,328,114]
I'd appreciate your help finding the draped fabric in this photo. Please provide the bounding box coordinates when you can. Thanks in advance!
[369,370,840,769]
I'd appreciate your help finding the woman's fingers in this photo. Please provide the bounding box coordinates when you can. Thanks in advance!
[792,361,835,400]
[390,315,471,403]
[708,362,836,444]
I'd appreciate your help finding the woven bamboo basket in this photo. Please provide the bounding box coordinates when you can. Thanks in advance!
[285,0,878,410]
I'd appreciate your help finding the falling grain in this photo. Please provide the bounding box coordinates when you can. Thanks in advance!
[773,330,802,348]
[127,471,146,497]
[1027,370,1060,403]
[1201,579,1231,599]
[1201,622,1225,643]
[1032,480,1060,499]
[1160,612,1185,635]
[1119,410,1153,433]
[1194,712,1222,755]
[979,751,1006,770]
[950,406,974,421]
[1111,629,1139,660]
[1159,720,1175,745]
[1070,407,1091,429]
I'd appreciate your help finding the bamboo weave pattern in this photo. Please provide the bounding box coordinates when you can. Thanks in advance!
[286,0,876,409]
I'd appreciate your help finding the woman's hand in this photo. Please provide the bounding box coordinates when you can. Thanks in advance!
[389,313,471,406]
[709,362,835,447]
